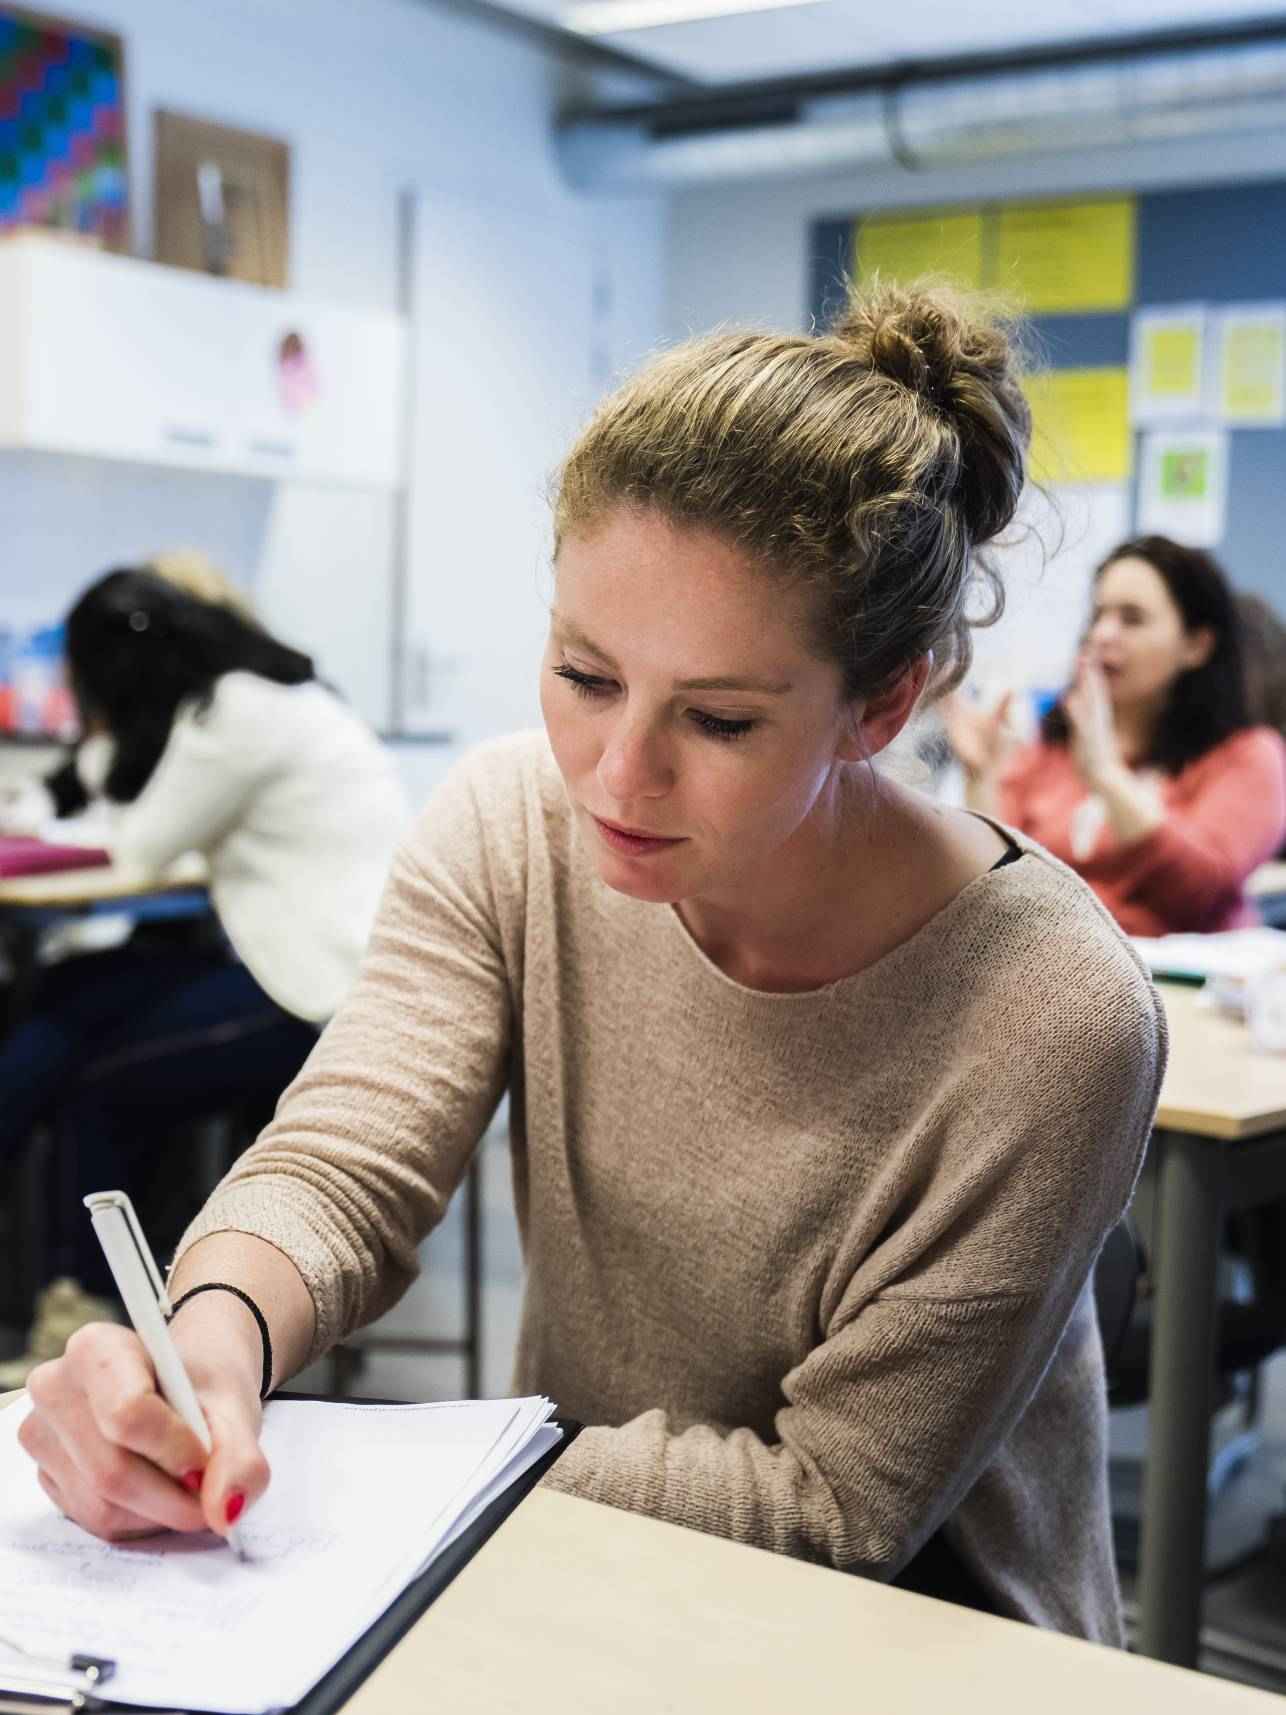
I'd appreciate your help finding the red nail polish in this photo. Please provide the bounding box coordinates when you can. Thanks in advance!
[225,1490,246,1525]
[180,1469,204,1495]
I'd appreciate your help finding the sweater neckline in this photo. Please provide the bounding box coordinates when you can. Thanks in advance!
[659,815,1031,1003]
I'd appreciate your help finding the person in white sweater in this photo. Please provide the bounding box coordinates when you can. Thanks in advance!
[0,568,408,1381]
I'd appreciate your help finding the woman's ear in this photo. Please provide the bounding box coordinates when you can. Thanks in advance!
[1181,624,1216,671]
[837,656,933,762]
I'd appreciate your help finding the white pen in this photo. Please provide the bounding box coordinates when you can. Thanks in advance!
[83,1190,250,1560]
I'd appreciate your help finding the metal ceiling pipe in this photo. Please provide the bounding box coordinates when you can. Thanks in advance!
[555,38,1286,188]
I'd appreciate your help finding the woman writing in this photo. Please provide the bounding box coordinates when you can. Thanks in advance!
[0,568,407,1378]
[945,537,1286,935]
[20,285,1164,1641]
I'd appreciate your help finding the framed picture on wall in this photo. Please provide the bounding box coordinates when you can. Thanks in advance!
[0,5,128,249]
[153,109,289,288]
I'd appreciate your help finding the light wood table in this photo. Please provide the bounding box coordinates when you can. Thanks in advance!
[0,852,207,912]
[1138,983,1286,1667]
[345,1487,1279,1715]
[0,855,209,1015]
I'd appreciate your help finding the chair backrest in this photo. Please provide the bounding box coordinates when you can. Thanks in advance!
[1094,1216,1143,1381]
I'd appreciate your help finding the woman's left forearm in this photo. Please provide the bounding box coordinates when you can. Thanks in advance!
[1094,765,1166,847]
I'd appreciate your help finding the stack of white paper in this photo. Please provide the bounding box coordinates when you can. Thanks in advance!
[0,1393,559,1713]
[1131,927,1286,984]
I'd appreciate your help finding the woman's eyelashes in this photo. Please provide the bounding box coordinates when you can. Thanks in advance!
[552,662,612,699]
[551,662,757,743]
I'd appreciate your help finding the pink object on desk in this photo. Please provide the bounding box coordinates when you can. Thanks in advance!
[0,837,111,878]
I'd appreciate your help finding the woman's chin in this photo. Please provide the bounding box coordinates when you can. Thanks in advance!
[593,852,688,905]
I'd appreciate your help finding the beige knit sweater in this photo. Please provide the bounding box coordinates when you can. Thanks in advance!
[177,732,1167,1642]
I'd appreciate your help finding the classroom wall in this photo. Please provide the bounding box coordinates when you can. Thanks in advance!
[1,0,665,785]
[667,128,1286,340]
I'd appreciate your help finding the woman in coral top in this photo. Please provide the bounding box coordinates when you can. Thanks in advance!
[946,536,1286,936]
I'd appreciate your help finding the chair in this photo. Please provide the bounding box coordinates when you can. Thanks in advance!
[1095,1215,1144,1389]
[1107,1198,1286,1573]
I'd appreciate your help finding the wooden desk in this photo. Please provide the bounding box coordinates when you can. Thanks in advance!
[346,1488,1279,1715]
[0,852,207,912]
[0,855,209,1020]
[1157,982,1286,1141]
[1139,983,1286,1667]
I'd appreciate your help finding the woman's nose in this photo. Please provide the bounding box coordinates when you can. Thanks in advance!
[597,714,671,801]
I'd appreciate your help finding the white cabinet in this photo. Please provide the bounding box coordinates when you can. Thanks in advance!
[0,237,404,488]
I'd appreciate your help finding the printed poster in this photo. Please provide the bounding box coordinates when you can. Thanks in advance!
[1137,429,1229,547]
[1214,305,1286,426]
[1130,308,1206,424]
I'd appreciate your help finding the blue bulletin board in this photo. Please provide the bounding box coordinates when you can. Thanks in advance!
[810,181,1286,609]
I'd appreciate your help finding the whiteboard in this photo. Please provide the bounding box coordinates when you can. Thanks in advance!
[968,482,1131,702]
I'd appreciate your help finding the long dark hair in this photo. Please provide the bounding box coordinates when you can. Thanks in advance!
[1042,535,1249,774]
[66,567,315,802]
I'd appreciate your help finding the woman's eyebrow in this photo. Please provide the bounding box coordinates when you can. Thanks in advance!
[552,616,793,695]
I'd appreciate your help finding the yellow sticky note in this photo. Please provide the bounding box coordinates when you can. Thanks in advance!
[1025,368,1132,486]
[1145,326,1201,399]
[994,199,1136,313]
[855,208,985,291]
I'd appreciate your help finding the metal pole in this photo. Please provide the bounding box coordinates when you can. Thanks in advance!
[1136,1128,1223,1666]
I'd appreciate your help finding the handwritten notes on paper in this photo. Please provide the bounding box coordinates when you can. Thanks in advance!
[0,1393,557,1713]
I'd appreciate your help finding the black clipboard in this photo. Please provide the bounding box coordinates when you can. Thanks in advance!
[1,1398,577,1715]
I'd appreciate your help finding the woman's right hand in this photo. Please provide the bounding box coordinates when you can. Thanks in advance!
[17,1308,271,1544]
[940,689,1017,781]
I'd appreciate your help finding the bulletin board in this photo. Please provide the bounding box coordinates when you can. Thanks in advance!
[810,181,1286,613]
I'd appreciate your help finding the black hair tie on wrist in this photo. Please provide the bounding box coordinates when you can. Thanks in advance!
[167,1282,274,1401]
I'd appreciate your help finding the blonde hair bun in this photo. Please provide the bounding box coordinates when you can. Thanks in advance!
[832,279,1031,551]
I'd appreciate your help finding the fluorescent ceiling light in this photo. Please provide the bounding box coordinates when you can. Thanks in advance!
[566,0,822,36]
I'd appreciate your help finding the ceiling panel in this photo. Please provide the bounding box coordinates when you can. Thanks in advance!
[499,0,1286,87]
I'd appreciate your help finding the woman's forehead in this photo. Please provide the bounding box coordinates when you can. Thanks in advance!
[553,527,823,681]
[1097,556,1173,610]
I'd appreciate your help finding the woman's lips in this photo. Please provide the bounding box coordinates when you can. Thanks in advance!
[591,815,685,858]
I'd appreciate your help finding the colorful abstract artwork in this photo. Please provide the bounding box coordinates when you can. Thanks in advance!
[0,7,126,247]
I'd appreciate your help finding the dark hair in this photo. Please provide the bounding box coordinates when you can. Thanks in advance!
[555,279,1031,701]
[1041,535,1249,774]
[1237,592,1286,741]
[66,567,315,802]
